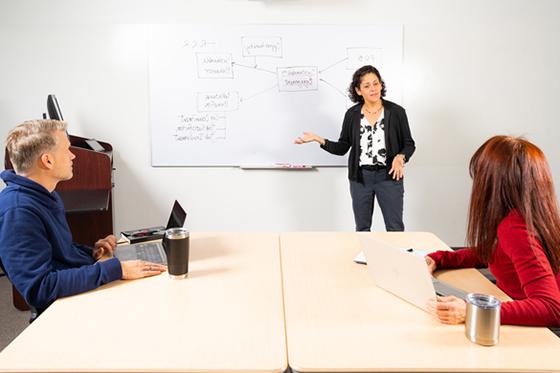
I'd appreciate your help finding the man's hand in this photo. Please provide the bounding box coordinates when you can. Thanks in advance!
[93,235,117,261]
[121,260,167,280]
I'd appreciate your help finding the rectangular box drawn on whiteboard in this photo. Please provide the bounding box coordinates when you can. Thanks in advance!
[241,36,283,58]
[277,66,318,92]
[196,53,234,79]
[197,91,240,112]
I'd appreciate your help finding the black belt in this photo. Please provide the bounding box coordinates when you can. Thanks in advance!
[360,164,386,171]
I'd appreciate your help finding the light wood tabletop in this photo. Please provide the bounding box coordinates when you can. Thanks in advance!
[0,233,288,373]
[280,231,560,373]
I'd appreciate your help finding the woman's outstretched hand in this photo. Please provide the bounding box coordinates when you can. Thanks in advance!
[294,132,325,146]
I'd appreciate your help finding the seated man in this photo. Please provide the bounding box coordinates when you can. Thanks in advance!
[0,119,166,317]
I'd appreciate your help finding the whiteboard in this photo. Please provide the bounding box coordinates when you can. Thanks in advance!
[148,24,403,166]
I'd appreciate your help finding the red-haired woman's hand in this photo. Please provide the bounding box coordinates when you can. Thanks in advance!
[427,296,467,324]
[425,255,437,274]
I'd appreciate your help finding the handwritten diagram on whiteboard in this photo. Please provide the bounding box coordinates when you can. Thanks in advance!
[148,25,403,166]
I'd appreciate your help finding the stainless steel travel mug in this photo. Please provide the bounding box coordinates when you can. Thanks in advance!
[163,228,190,279]
[465,293,501,346]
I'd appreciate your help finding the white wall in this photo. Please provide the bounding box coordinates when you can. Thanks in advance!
[0,0,559,246]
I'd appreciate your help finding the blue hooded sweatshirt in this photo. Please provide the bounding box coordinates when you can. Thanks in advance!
[0,170,122,313]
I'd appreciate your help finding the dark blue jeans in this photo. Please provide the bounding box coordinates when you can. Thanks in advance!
[349,169,404,232]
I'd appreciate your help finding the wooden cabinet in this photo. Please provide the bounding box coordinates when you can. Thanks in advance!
[58,135,115,247]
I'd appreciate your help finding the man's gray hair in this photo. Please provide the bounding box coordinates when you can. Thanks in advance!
[5,120,68,173]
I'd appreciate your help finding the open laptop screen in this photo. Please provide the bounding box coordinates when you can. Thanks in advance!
[166,200,187,229]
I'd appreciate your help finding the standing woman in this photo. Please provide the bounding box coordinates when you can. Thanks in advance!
[295,65,415,231]
[426,136,560,326]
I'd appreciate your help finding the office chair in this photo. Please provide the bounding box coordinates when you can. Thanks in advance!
[0,264,37,323]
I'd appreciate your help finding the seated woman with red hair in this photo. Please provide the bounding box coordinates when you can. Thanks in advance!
[426,136,560,326]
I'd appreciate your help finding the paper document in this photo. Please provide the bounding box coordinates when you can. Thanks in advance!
[354,247,428,264]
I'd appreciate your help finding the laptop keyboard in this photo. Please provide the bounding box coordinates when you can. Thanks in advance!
[116,242,166,264]
[136,243,166,264]
[432,278,469,299]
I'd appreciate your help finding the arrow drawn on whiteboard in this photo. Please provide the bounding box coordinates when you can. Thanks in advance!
[240,84,278,103]
[319,78,347,99]
[232,61,276,75]
[319,57,348,73]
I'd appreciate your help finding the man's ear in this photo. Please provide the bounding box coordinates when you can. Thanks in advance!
[39,153,54,170]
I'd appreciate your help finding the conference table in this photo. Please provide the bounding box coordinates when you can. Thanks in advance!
[0,233,288,373]
[1,232,560,372]
[281,232,560,373]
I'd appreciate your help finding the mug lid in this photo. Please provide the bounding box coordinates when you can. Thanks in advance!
[165,227,189,239]
[466,293,501,309]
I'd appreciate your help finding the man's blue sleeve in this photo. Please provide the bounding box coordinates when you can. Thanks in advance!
[0,208,122,310]
[75,243,93,257]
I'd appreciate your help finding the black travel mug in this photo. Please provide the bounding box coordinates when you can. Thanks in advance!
[162,228,190,279]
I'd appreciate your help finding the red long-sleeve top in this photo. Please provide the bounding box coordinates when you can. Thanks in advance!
[428,210,560,326]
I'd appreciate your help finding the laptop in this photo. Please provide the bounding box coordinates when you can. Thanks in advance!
[114,200,187,265]
[359,235,468,312]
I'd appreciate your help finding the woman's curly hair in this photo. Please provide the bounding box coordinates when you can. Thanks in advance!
[348,65,386,103]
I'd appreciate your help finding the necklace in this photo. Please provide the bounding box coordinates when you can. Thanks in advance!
[363,104,383,116]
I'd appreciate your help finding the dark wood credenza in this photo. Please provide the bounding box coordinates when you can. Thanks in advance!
[4,135,114,311]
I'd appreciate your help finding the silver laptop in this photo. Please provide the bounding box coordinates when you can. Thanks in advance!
[114,200,187,265]
[359,235,468,312]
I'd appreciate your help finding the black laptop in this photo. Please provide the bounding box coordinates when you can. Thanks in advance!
[115,201,187,264]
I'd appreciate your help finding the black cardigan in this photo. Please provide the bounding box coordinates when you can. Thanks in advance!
[321,99,416,182]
